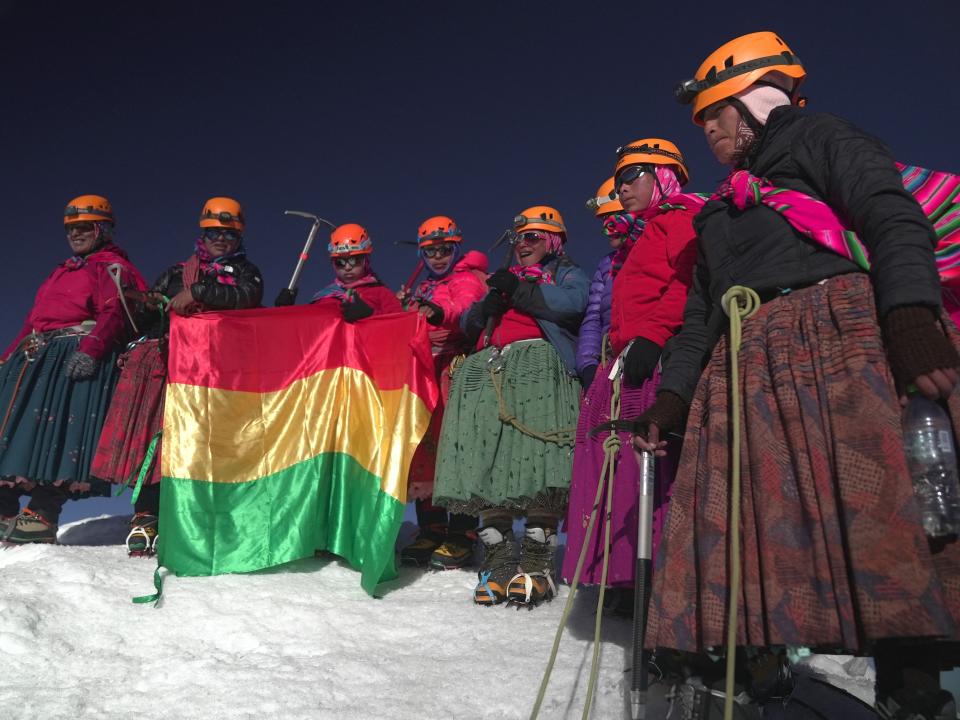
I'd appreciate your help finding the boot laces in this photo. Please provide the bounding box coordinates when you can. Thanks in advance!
[481,534,514,572]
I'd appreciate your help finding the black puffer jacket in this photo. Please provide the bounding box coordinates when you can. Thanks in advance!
[142,257,263,337]
[659,106,940,403]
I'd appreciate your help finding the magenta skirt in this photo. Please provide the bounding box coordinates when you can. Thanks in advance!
[561,361,677,587]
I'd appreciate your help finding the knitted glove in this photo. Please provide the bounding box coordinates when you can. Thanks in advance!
[882,305,960,389]
[480,290,509,321]
[486,269,520,298]
[341,296,374,323]
[580,364,598,391]
[634,390,689,436]
[623,337,662,387]
[418,299,445,327]
[64,351,99,381]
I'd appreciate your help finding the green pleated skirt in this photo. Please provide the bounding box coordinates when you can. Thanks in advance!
[433,340,580,515]
[0,333,119,495]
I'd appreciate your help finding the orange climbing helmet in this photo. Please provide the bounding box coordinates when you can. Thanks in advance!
[513,205,566,235]
[199,197,245,230]
[675,31,806,125]
[64,195,114,225]
[417,215,463,247]
[614,138,690,187]
[586,177,623,217]
[328,223,373,256]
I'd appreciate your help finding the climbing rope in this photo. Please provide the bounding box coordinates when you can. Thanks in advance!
[719,285,761,720]
[530,368,622,720]
[488,364,576,446]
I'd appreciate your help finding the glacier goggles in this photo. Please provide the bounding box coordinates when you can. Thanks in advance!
[332,256,364,269]
[614,165,650,191]
[516,232,546,246]
[421,243,456,259]
[203,228,242,243]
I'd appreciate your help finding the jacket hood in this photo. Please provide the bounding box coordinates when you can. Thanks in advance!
[455,250,488,274]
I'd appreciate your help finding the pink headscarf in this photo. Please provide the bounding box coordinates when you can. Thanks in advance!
[643,166,683,218]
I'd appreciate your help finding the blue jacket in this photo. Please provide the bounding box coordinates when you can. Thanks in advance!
[575,252,613,375]
[462,255,590,375]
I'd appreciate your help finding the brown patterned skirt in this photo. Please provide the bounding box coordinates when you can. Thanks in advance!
[646,273,960,653]
[90,340,166,487]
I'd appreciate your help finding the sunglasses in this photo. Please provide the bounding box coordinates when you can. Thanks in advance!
[333,256,364,269]
[516,232,545,245]
[421,244,455,259]
[614,165,649,191]
[203,228,242,243]
[66,223,95,235]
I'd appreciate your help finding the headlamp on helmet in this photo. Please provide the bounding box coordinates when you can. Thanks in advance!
[64,194,114,225]
[586,177,623,217]
[674,50,802,105]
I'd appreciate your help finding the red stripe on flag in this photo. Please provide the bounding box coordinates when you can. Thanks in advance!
[166,304,438,409]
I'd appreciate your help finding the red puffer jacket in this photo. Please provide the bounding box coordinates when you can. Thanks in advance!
[416,250,488,353]
[608,207,698,355]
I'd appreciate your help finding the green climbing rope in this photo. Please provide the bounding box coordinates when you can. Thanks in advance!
[530,370,622,719]
[719,285,761,720]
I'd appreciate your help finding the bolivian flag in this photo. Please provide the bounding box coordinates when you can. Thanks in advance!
[157,304,438,596]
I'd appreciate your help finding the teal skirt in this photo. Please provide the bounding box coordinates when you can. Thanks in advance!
[433,340,580,515]
[0,333,119,495]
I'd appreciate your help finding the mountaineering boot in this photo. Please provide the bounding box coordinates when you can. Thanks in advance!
[474,526,516,605]
[430,531,475,570]
[507,524,558,606]
[2,508,58,544]
[400,522,446,567]
[126,512,159,557]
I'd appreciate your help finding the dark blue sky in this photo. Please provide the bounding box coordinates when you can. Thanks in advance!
[1,1,957,519]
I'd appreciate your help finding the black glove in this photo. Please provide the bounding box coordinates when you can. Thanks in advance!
[635,390,689,436]
[882,305,960,391]
[418,299,445,327]
[480,290,509,321]
[486,269,520,298]
[580,364,598,391]
[274,288,298,307]
[342,296,375,323]
[64,351,99,381]
[623,337,662,387]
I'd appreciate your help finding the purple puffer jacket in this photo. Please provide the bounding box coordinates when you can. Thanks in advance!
[575,252,613,376]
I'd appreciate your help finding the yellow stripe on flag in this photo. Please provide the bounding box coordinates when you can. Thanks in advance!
[161,366,432,502]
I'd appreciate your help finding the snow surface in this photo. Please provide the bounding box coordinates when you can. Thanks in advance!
[0,515,635,720]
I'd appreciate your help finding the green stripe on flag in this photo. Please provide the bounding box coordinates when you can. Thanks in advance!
[157,452,406,596]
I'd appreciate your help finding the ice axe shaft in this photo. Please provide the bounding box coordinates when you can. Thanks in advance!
[404,260,425,293]
[631,450,655,720]
[392,240,425,290]
[283,211,337,292]
[482,229,517,347]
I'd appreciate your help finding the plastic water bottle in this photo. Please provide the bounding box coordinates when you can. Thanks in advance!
[902,394,960,537]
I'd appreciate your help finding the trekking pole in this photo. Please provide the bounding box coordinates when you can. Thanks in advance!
[482,229,517,347]
[631,450,655,720]
[274,211,336,306]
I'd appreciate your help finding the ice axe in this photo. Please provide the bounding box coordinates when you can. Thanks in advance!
[631,450,655,720]
[393,240,425,308]
[481,228,518,347]
[274,210,337,307]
